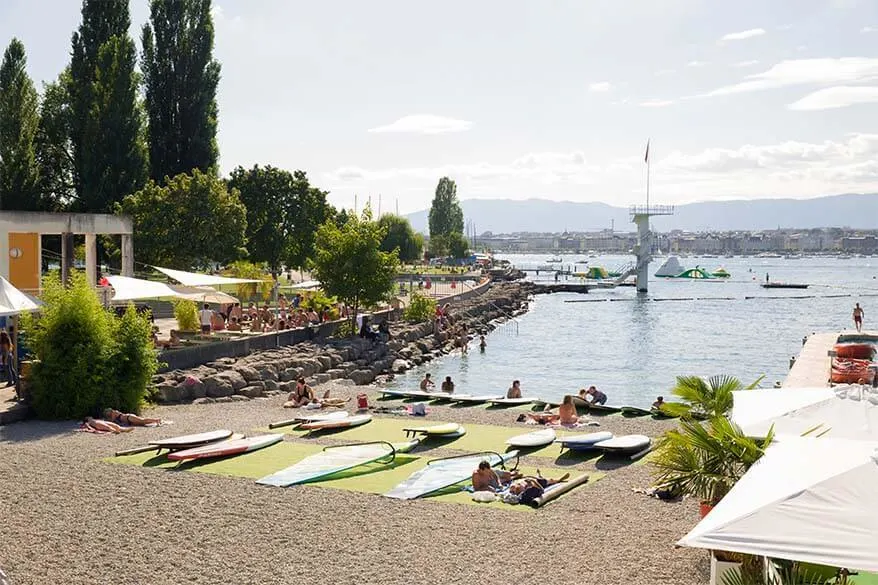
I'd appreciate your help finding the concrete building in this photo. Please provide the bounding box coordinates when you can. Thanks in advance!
[0,211,134,293]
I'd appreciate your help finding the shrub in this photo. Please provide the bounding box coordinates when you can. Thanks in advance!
[404,291,437,323]
[224,260,272,302]
[332,319,357,338]
[299,289,338,316]
[20,271,159,419]
[172,298,199,332]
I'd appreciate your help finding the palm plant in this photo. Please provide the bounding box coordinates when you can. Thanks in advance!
[651,416,772,506]
[661,374,764,419]
[722,561,854,585]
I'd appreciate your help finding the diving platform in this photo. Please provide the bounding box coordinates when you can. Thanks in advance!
[629,205,675,293]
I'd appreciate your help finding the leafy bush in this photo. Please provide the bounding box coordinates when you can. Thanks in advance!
[299,289,338,316]
[224,260,272,302]
[21,271,159,419]
[404,291,437,323]
[332,319,357,338]
[172,298,199,332]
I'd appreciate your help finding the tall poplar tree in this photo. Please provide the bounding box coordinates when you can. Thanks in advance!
[69,0,147,212]
[142,0,220,181]
[0,38,40,210]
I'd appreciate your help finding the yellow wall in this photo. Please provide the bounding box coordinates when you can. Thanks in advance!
[8,232,40,292]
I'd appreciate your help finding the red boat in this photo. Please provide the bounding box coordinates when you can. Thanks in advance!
[831,357,876,384]
[834,343,876,360]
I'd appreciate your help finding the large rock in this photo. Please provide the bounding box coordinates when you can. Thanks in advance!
[215,370,247,391]
[203,376,234,398]
[255,364,279,381]
[314,373,331,384]
[238,366,261,383]
[263,379,279,391]
[316,355,333,371]
[349,369,375,385]
[326,368,346,380]
[193,397,215,405]
[156,383,184,403]
[239,385,264,398]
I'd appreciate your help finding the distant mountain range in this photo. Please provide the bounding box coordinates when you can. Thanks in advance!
[404,193,878,233]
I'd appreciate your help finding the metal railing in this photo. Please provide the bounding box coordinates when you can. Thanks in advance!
[629,204,675,217]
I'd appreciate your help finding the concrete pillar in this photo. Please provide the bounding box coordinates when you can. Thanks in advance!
[121,234,134,276]
[60,232,74,285]
[634,215,651,293]
[85,233,97,286]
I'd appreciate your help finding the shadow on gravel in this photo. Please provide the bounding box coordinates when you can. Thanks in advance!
[594,454,638,471]
[0,419,75,443]
[553,450,602,467]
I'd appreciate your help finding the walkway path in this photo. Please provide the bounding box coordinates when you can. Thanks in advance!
[782,331,839,388]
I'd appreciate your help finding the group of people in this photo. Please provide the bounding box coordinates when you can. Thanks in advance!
[471,461,570,505]
[195,293,353,336]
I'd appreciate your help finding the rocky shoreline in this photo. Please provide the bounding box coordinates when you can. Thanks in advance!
[152,280,535,404]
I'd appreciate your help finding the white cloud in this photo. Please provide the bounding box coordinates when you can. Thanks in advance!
[588,81,612,92]
[699,58,878,98]
[686,60,708,68]
[862,26,878,33]
[788,86,878,110]
[719,28,766,42]
[367,115,473,134]
[640,99,676,108]
[732,60,760,68]
[326,134,878,208]
[654,68,676,77]
[776,24,793,31]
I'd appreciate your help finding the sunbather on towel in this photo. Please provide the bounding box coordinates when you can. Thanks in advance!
[523,396,579,425]
[472,460,522,492]
[285,378,315,407]
[103,408,162,427]
[83,417,134,434]
[507,470,570,505]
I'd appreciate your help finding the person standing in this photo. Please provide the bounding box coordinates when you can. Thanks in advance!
[0,330,17,395]
[199,304,213,334]
[853,303,865,332]
[441,376,455,394]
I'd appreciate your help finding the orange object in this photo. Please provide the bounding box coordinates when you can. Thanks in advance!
[834,343,876,360]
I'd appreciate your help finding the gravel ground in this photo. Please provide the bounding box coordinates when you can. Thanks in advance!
[0,381,708,585]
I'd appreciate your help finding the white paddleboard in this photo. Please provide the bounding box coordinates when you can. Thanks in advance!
[299,413,372,431]
[385,450,519,500]
[449,395,502,404]
[505,428,556,448]
[558,431,614,450]
[293,411,350,423]
[594,434,651,453]
[489,397,535,406]
[257,443,396,487]
[149,429,232,450]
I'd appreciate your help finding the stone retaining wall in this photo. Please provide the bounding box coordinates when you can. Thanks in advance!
[151,280,534,404]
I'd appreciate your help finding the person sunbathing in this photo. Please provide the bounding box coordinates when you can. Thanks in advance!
[471,460,522,492]
[507,470,570,505]
[83,417,134,434]
[103,408,162,427]
[525,395,579,425]
[285,378,315,407]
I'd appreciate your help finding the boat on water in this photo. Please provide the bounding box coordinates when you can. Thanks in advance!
[547,257,563,263]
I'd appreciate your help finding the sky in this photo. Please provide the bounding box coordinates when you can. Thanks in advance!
[3,0,878,214]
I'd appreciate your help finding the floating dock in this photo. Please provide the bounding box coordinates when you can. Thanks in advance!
[781,331,877,388]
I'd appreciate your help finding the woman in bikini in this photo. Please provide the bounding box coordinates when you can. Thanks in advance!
[103,408,162,427]
[525,395,580,425]
[285,378,315,407]
[83,417,134,433]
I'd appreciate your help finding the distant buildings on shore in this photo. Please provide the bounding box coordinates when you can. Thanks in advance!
[476,228,878,255]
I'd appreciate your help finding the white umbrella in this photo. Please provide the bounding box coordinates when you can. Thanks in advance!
[0,276,41,316]
[732,387,878,440]
[173,286,239,304]
[678,436,878,572]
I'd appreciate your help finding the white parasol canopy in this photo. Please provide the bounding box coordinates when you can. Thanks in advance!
[152,266,263,286]
[0,276,42,316]
[732,386,878,440]
[107,276,238,304]
[678,436,878,572]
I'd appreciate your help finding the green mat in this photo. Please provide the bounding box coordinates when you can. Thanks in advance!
[106,441,604,511]
[263,416,593,459]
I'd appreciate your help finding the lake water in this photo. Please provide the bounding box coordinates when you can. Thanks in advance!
[386,254,878,408]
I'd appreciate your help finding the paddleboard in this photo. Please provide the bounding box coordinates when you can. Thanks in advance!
[620,406,652,417]
[299,413,372,431]
[429,392,465,402]
[403,422,463,436]
[379,389,412,398]
[488,397,535,406]
[557,431,614,450]
[168,434,283,461]
[586,403,622,414]
[257,442,400,487]
[594,434,651,454]
[149,430,233,451]
[532,399,561,408]
[505,428,556,448]
[448,395,502,404]
[384,450,519,500]
[293,411,350,424]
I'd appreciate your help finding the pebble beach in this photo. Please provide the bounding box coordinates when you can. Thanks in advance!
[0,380,707,585]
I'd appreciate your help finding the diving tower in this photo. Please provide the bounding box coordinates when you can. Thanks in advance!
[629,205,674,293]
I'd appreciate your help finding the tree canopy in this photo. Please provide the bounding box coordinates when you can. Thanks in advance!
[377,214,423,263]
[142,0,220,181]
[118,169,247,269]
[428,176,464,238]
[34,70,74,210]
[69,0,147,212]
[0,38,40,210]
[228,165,332,275]
[311,207,399,323]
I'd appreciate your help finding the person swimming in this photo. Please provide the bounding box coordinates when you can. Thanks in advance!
[419,373,435,391]
[441,376,455,394]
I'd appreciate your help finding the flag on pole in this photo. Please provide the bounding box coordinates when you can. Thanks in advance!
[644,139,650,164]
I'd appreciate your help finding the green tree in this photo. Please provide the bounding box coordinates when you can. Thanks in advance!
[428,176,464,238]
[118,169,247,268]
[311,207,400,331]
[34,70,75,209]
[0,38,40,210]
[69,0,147,212]
[377,214,423,263]
[142,0,220,181]
[228,165,331,275]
